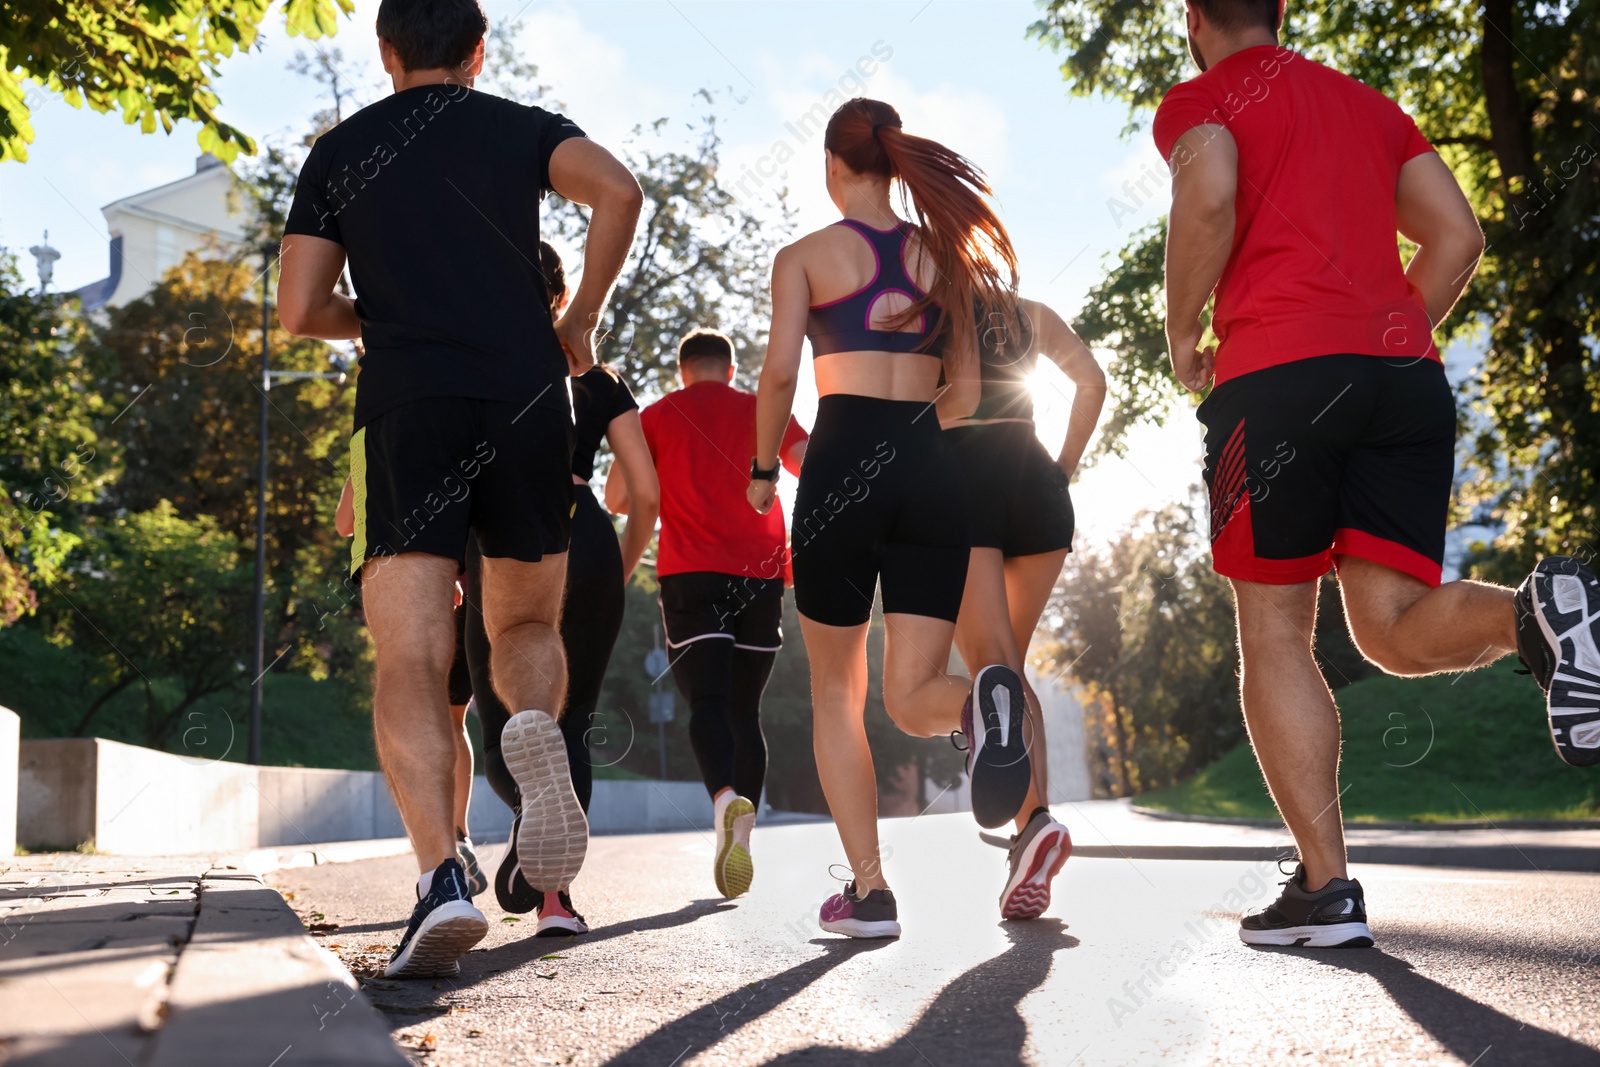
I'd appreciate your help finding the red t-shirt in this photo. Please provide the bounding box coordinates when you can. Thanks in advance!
[1153,46,1439,386]
[639,381,808,582]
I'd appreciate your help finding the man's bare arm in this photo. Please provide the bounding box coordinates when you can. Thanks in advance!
[1396,152,1484,328]
[278,235,361,340]
[547,138,644,374]
[1164,124,1237,392]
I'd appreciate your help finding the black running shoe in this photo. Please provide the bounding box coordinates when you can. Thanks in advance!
[1515,556,1600,766]
[384,858,489,978]
[1239,861,1373,948]
[457,833,488,898]
[494,808,541,915]
[819,881,901,939]
[953,664,1031,829]
[535,890,589,937]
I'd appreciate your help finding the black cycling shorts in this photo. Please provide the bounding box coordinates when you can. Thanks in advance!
[348,396,573,578]
[945,421,1075,558]
[659,571,785,651]
[791,394,970,627]
[1199,354,1454,588]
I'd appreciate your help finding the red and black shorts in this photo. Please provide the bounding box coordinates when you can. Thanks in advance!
[1198,354,1454,587]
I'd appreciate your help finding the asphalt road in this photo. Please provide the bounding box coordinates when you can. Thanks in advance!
[269,813,1600,1066]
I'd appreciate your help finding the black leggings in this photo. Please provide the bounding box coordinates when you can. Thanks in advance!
[669,639,776,803]
[464,484,626,813]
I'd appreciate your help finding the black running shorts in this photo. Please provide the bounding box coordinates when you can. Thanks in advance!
[1198,354,1454,587]
[659,571,785,651]
[945,421,1075,558]
[348,397,574,578]
[791,394,970,627]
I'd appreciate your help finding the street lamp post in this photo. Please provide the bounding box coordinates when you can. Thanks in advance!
[248,244,349,765]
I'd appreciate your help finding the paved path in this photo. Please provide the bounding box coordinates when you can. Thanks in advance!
[270,812,1600,1066]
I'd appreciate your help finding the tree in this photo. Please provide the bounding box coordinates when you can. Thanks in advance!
[547,100,796,394]
[0,252,114,627]
[0,0,354,164]
[47,501,252,747]
[1029,1,1600,563]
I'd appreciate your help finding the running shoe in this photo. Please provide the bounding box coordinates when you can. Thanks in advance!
[953,664,1032,829]
[493,808,540,915]
[383,857,488,978]
[457,833,488,898]
[501,710,589,891]
[1515,555,1600,767]
[1000,808,1072,920]
[819,881,901,939]
[713,792,756,898]
[535,890,589,937]
[1239,861,1373,948]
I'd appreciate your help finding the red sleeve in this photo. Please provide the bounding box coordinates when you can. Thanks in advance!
[1396,110,1434,163]
[639,402,657,455]
[780,415,809,475]
[1153,80,1222,162]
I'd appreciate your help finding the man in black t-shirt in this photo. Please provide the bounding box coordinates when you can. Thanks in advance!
[278,0,641,979]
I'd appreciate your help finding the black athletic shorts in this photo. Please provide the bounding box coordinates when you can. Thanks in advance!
[791,394,970,627]
[659,572,785,652]
[447,603,472,706]
[945,421,1075,558]
[1198,354,1454,588]
[348,397,574,578]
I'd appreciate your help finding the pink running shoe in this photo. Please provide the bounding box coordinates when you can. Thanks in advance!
[1000,809,1071,920]
[819,881,901,939]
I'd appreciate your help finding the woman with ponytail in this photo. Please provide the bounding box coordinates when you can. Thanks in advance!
[748,98,1034,938]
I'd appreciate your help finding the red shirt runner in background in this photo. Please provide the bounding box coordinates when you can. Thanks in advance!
[1152,45,1439,386]
[640,380,808,583]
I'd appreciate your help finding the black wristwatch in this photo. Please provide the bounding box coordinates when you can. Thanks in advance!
[750,458,780,483]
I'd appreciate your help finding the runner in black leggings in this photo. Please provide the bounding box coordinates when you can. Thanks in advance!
[463,242,659,936]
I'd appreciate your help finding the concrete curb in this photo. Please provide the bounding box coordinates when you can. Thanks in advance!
[1129,803,1600,832]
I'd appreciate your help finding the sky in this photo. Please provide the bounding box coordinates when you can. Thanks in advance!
[0,0,1203,543]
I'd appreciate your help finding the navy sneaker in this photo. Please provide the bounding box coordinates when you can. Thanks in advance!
[457,833,488,898]
[1240,862,1373,948]
[494,808,541,915]
[1515,556,1600,766]
[383,858,489,978]
[952,664,1031,829]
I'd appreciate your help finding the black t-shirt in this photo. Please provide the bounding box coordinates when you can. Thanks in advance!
[283,84,586,429]
[570,365,638,481]
[972,302,1038,422]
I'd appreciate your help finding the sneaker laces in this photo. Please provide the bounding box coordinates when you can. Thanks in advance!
[949,729,969,753]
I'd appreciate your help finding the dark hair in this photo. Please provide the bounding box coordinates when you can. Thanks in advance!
[537,241,567,315]
[823,98,1018,373]
[375,0,488,73]
[1189,0,1282,32]
[677,328,734,364]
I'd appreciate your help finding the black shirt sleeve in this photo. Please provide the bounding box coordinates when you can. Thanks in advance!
[606,370,639,423]
[282,138,343,244]
[533,108,588,195]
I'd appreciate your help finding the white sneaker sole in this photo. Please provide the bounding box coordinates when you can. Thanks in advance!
[383,899,488,978]
[502,710,589,892]
[1239,920,1373,948]
[535,913,589,937]
[819,917,901,939]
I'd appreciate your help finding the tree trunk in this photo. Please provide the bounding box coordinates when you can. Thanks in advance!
[1480,0,1535,187]
[1105,682,1133,797]
[73,675,136,737]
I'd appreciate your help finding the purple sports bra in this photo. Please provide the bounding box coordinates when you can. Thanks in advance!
[805,218,945,358]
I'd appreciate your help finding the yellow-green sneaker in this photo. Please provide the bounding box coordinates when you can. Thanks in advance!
[713,792,756,898]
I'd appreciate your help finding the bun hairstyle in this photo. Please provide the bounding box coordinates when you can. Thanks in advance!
[823,98,1019,366]
[538,240,567,315]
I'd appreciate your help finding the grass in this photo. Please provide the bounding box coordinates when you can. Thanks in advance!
[1136,660,1600,823]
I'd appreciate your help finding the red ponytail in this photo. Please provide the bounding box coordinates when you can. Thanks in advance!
[824,98,1019,367]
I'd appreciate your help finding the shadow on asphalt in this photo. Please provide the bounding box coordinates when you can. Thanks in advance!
[607,919,1080,1066]
[1288,947,1600,1065]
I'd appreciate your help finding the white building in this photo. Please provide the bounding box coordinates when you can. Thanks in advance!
[71,154,249,310]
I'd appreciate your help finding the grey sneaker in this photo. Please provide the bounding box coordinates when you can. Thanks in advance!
[1515,556,1600,766]
[819,881,900,939]
[501,710,589,892]
[1240,861,1373,948]
[1000,809,1071,920]
[457,833,489,898]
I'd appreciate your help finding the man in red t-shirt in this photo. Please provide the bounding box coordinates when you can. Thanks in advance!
[626,328,807,899]
[1159,0,1600,948]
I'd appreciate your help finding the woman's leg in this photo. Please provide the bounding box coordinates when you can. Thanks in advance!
[954,547,1046,831]
[557,490,626,813]
[801,615,885,889]
[878,610,967,738]
[449,702,472,835]
[1004,549,1070,814]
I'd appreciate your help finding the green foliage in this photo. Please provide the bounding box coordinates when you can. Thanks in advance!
[0,0,355,164]
[548,100,796,395]
[0,252,113,625]
[1138,660,1600,822]
[1029,1,1600,560]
